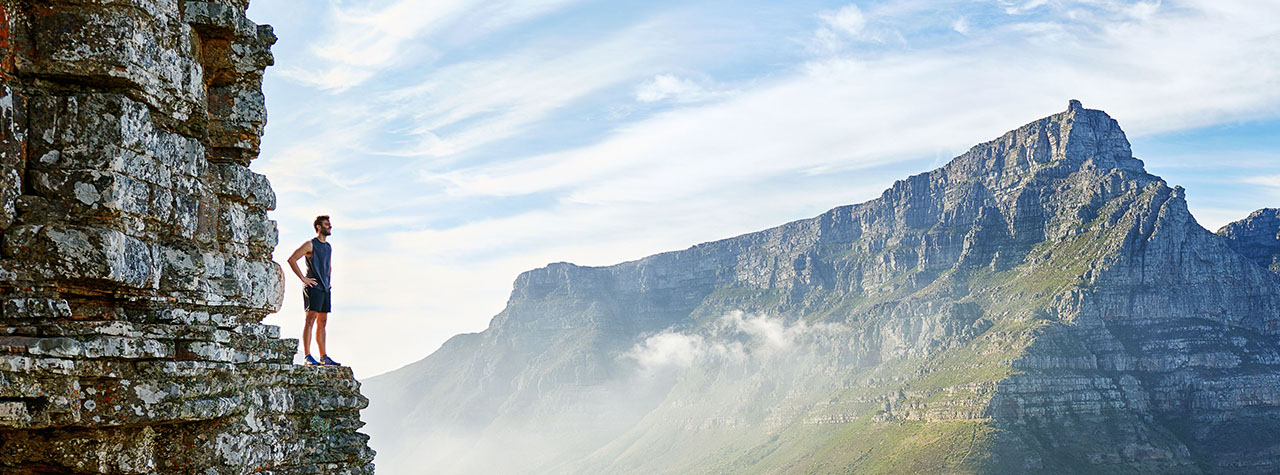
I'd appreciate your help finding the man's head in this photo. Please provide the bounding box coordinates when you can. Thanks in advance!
[314,215,331,236]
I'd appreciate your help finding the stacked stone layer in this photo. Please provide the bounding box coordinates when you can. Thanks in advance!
[0,0,373,472]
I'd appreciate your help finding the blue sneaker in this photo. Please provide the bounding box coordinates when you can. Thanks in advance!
[303,355,320,366]
[320,355,341,367]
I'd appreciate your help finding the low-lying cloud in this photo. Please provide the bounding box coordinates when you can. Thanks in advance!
[626,311,845,372]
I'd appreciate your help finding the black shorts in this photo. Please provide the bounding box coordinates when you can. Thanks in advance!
[304,286,332,313]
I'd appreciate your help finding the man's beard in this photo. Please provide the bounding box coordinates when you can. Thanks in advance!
[320,228,331,236]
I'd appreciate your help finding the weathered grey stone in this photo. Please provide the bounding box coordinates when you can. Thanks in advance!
[24,2,205,124]
[212,162,276,209]
[183,0,275,165]
[29,94,207,181]
[184,1,259,36]
[0,84,25,232]
[0,0,372,472]
[4,224,159,289]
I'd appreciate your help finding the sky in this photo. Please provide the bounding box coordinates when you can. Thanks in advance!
[244,0,1280,379]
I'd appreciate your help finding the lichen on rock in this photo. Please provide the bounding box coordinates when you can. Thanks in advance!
[0,0,374,472]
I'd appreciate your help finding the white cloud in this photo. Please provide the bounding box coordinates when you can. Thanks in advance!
[252,0,1280,379]
[276,65,379,93]
[428,0,1280,206]
[952,16,970,34]
[371,0,1280,378]
[634,74,729,103]
[822,4,867,36]
[625,312,836,372]
[717,311,813,352]
[285,0,584,91]
[811,4,876,54]
[1002,0,1050,15]
[1126,1,1161,21]
[378,22,670,159]
[1244,175,1280,189]
[424,58,994,203]
[627,332,715,370]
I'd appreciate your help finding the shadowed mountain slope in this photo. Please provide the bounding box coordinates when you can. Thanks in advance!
[1218,208,1280,273]
[365,101,1280,474]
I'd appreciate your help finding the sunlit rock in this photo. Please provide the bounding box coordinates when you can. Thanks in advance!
[0,0,373,472]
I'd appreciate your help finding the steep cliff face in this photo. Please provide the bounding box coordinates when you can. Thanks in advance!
[365,101,1280,474]
[0,0,373,472]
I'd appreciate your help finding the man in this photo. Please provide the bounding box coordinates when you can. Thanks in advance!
[286,215,341,366]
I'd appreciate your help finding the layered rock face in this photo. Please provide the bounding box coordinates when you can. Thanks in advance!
[366,101,1280,474]
[1218,208,1280,273]
[0,1,373,472]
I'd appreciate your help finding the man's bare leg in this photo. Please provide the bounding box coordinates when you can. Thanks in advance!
[303,310,318,356]
[316,312,328,357]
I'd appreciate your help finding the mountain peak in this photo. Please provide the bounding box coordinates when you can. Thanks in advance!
[1057,99,1143,171]
[943,101,1144,186]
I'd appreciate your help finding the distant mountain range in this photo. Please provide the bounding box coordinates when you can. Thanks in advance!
[363,101,1280,474]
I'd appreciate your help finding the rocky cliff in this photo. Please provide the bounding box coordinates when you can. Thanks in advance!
[0,0,373,472]
[365,101,1280,474]
[1218,208,1280,273]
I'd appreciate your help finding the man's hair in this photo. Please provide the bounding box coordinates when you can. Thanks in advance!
[314,215,329,230]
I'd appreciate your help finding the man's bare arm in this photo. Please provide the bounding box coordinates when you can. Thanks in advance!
[286,240,317,287]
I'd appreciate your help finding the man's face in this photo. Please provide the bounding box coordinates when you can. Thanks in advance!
[317,220,332,236]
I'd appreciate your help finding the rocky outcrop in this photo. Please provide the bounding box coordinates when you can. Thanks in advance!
[0,0,373,473]
[1217,208,1280,273]
[366,101,1280,474]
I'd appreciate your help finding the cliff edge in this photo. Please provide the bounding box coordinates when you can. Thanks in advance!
[0,0,374,472]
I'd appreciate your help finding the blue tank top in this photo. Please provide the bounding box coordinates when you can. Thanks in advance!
[305,238,332,290]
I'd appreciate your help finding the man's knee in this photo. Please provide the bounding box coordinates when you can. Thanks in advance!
[316,312,329,324]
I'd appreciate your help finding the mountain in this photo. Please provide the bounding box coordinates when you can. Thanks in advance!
[363,101,1280,474]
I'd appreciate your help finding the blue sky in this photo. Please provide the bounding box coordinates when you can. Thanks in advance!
[246,0,1280,378]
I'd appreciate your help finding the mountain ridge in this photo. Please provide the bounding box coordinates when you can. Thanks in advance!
[365,101,1280,474]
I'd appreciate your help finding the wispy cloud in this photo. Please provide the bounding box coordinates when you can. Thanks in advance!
[822,4,868,37]
[1125,1,1162,21]
[280,0,584,91]
[250,0,1280,379]
[634,74,733,104]
[810,4,878,54]
[626,312,839,372]
[1001,0,1050,15]
[1244,175,1280,189]
[427,0,1280,207]
[380,24,669,159]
